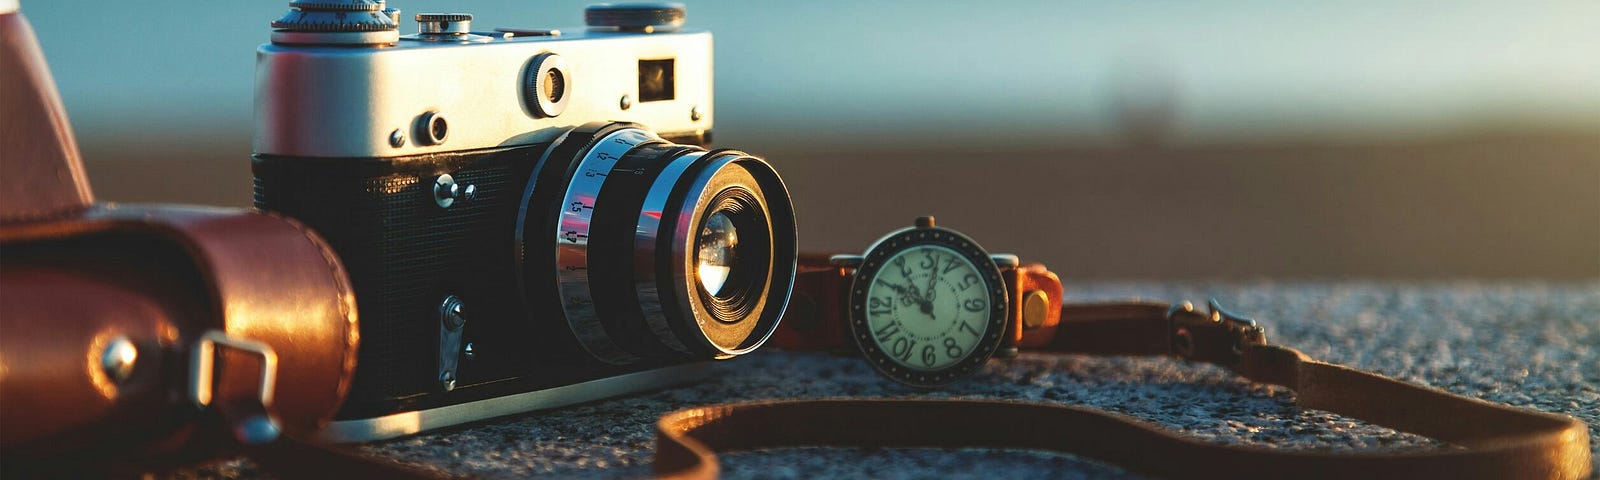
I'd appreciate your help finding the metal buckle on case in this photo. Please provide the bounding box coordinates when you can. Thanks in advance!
[189,330,279,409]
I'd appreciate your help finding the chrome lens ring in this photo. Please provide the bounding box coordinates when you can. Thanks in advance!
[633,151,708,355]
[519,122,795,363]
[552,127,662,365]
[660,151,797,356]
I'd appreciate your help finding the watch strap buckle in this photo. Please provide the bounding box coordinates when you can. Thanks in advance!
[1167,299,1267,367]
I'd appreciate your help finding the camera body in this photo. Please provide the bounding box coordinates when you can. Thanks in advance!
[253,2,796,441]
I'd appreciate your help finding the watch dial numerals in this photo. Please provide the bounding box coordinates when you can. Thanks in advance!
[852,229,1009,387]
[873,321,900,341]
[869,296,894,316]
[890,336,916,361]
[942,257,962,274]
[943,337,964,358]
[963,298,986,312]
[957,273,979,291]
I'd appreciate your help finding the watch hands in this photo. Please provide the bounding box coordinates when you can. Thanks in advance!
[877,279,922,306]
[921,256,939,320]
[880,271,940,321]
[911,284,937,320]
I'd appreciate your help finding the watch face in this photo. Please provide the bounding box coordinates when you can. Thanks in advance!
[848,227,1008,386]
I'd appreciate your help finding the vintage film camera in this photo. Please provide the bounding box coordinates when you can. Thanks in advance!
[252,1,797,441]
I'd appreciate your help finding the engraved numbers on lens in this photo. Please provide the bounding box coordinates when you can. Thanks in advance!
[864,245,988,371]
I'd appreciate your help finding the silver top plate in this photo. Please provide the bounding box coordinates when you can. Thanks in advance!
[254,30,712,158]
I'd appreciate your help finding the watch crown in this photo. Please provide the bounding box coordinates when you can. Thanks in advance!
[829,254,864,269]
[914,216,935,228]
[989,254,1020,268]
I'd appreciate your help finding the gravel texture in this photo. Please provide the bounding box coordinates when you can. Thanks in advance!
[183,282,1599,479]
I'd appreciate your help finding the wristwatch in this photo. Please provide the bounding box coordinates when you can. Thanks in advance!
[769,216,1068,386]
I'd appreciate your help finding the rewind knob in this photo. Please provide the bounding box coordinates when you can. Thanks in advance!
[271,0,400,45]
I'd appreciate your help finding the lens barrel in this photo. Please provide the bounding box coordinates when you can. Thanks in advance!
[516,122,796,364]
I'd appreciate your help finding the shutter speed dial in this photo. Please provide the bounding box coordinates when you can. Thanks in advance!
[270,0,400,45]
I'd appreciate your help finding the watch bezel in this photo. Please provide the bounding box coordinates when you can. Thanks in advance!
[847,225,1009,387]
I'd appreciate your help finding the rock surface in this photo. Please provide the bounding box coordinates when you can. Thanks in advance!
[181,282,1599,479]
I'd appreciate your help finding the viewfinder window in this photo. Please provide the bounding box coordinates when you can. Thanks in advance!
[638,59,675,102]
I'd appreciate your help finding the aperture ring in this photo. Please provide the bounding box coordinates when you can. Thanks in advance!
[554,127,662,365]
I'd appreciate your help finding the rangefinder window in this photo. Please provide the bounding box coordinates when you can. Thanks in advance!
[639,58,675,102]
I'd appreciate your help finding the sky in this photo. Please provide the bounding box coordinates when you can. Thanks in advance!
[21,0,1600,149]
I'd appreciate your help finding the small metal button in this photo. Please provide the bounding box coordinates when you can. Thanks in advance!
[433,174,476,208]
[1022,290,1050,330]
[441,297,466,331]
[100,336,139,384]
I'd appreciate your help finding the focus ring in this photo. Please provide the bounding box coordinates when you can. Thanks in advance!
[590,145,704,358]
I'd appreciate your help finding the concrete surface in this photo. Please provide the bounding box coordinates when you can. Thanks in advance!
[182,282,1599,479]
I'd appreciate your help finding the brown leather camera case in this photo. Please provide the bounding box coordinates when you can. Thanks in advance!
[0,8,358,473]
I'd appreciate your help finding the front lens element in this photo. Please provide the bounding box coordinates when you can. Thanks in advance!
[695,212,738,296]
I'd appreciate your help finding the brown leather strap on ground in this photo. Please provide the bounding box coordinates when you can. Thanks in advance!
[222,299,1590,479]
[654,301,1593,480]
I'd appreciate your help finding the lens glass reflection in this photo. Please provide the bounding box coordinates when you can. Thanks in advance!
[695,212,738,296]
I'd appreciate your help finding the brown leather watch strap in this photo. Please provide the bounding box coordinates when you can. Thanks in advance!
[655,301,1592,480]
[769,255,1068,353]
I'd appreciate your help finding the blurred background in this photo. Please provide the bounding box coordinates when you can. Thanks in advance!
[22,0,1599,279]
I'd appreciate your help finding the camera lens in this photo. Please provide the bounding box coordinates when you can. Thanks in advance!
[696,212,737,296]
[691,186,770,327]
[516,122,797,364]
